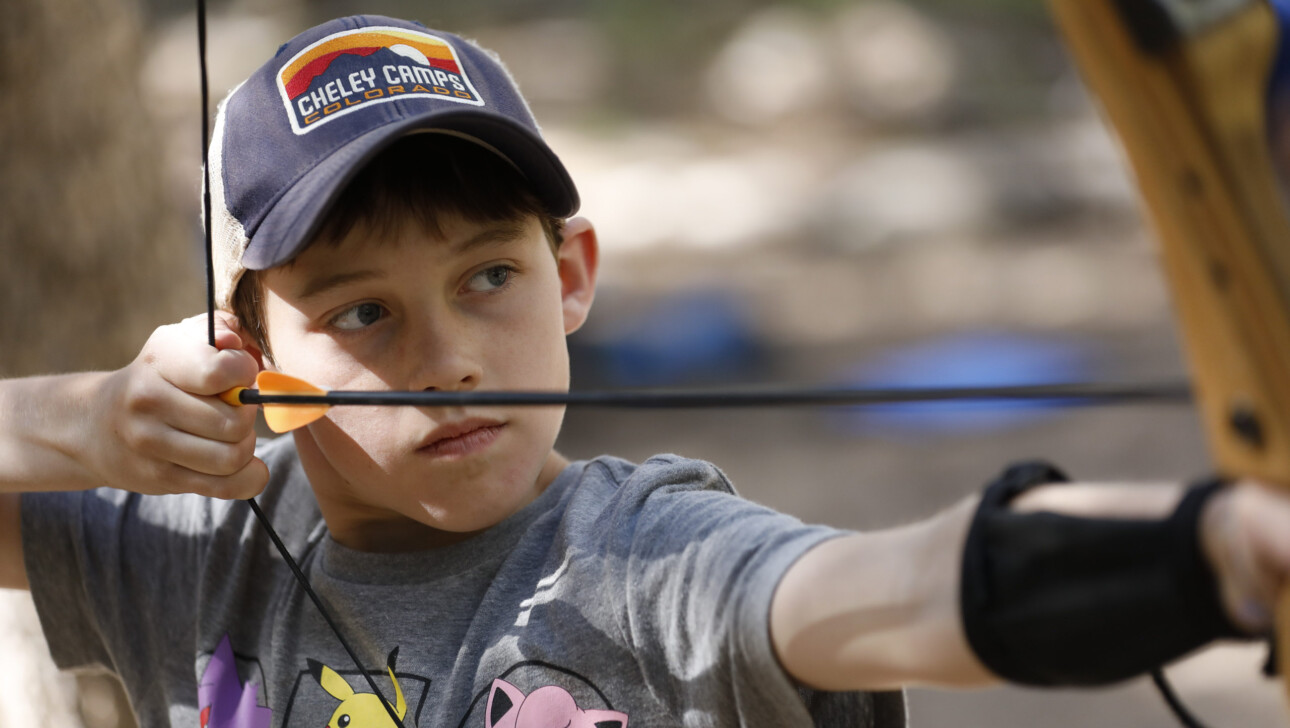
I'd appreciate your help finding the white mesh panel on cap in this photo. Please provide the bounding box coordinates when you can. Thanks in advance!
[469,37,543,134]
[207,84,249,312]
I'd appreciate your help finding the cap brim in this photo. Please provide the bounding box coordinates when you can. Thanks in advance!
[242,109,578,270]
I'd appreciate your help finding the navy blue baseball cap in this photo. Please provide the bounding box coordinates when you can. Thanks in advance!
[209,15,580,309]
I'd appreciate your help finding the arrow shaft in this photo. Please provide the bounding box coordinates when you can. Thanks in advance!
[239,381,1194,408]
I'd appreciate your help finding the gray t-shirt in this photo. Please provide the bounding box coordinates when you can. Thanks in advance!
[22,436,906,728]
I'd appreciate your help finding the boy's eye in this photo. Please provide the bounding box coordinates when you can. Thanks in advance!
[465,265,514,293]
[330,302,385,330]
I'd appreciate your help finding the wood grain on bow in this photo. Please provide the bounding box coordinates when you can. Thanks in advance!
[1049,0,1290,697]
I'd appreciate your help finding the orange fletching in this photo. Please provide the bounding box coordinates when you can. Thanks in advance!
[256,371,331,433]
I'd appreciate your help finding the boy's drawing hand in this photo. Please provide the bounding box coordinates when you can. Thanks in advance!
[1201,483,1290,634]
[91,313,268,499]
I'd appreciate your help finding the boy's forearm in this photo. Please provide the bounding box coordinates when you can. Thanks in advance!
[770,497,990,691]
[0,315,267,503]
[0,372,113,592]
[0,372,114,494]
[770,481,1192,691]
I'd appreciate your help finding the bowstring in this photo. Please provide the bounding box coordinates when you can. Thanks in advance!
[195,3,407,725]
[1152,668,1210,728]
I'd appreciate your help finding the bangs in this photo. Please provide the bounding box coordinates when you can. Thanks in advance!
[312,132,559,248]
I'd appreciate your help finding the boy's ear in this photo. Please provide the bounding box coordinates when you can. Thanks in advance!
[241,337,266,371]
[557,216,599,335]
[215,310,266,370]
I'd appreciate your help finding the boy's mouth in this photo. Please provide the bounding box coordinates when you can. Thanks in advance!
[417,418,506,458]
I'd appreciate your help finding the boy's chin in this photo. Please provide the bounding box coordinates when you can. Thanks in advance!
[305,419,564,534]
[410,493,535,536]
[401,455,554,526]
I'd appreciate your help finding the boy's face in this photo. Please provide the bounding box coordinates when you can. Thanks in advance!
[258,212,597,547]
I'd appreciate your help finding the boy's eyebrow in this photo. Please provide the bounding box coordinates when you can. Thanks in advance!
[294,222,530,301]
[450,220,529,254]
[295,269,384,301]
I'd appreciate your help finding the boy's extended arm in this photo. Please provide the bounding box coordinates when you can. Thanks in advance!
[0,313,266,590]
[770,481,1290,691]
[769,495,989,690]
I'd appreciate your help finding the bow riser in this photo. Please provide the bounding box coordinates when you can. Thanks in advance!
[1050,0,1290,697]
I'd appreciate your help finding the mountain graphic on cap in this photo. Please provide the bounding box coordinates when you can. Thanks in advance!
[280,29,467,102]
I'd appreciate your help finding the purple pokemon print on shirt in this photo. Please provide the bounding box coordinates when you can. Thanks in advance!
[198,634,272,728]
[484,678,628,728]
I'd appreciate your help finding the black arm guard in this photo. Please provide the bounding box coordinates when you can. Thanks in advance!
[960,461,1245,686]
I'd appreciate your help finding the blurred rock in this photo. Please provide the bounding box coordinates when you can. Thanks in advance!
[560,125,818,255]
[1046,119,1140,214]
[141,8,298,213]
[971,120,1140,227]
[703,7,832,127]
[141,10,297,111]
[805,116,1138,252]
[830,1,956,126]
[0,591,84,725]
[816,142,991,249]
[473,19,611,113]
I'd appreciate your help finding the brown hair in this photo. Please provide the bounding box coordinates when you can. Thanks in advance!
[232,133,565,361]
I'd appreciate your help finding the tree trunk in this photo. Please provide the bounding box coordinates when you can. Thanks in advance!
[1,0,196,376]
[0,0,196,725]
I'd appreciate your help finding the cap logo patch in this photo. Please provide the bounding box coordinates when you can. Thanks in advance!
[276,27,484,134]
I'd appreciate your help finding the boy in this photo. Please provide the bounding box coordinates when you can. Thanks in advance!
[0,13,1287,728]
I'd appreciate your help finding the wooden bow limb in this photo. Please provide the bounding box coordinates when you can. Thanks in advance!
[1049,0,1290,700]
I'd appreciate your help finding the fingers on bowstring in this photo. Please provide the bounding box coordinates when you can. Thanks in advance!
[124,416,267,499]
[130,419,255,475]
[170,455,271,501]
[155,384,259,444]
[180,310,258,353]
[155,317,260,397]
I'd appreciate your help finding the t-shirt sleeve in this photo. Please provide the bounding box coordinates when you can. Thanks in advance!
[587,455,877,727]
[21,486,216,674]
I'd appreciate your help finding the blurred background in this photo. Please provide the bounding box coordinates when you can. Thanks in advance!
[0,0,1281,725]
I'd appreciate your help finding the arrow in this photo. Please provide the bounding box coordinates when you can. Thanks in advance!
[220,371,1193,433]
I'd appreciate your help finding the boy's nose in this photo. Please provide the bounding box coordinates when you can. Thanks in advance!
[410,352,481,392]
[421,368,479,392]
[407,331,483,393]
